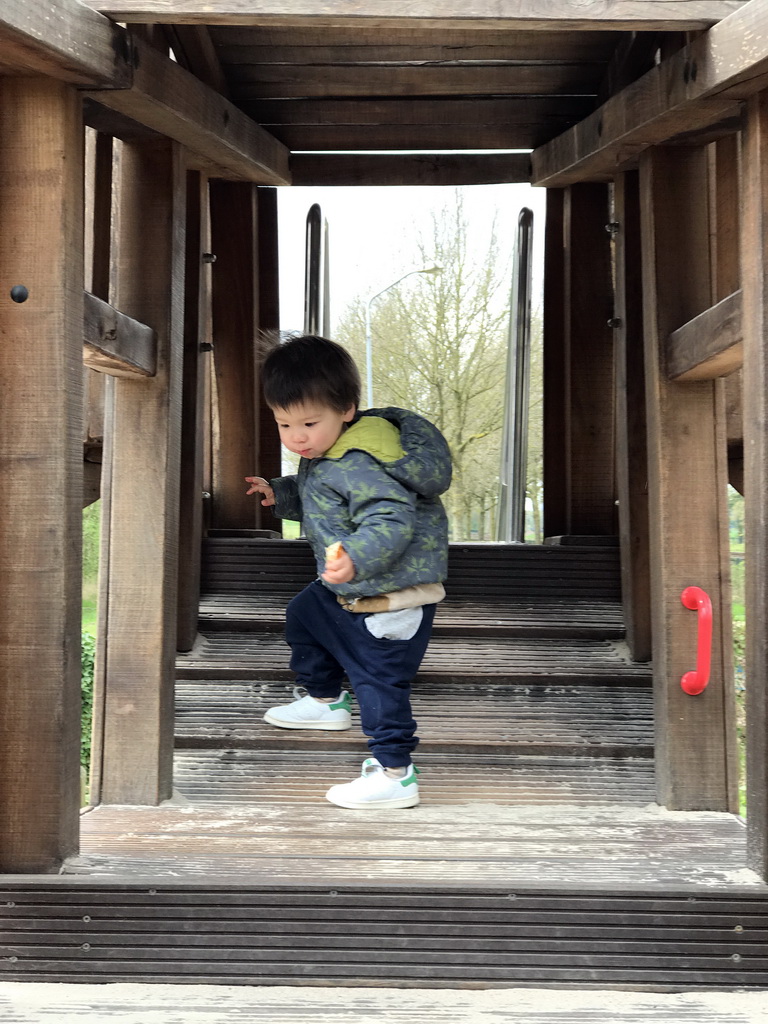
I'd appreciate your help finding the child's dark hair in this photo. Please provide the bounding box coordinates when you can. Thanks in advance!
[262,334,361,412]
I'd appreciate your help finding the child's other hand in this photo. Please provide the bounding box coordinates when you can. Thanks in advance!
[245,476,275,506]
[321,546,355,584]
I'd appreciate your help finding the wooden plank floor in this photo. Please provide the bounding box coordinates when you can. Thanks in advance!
[2,982,768,1023]
[65,802,763,891]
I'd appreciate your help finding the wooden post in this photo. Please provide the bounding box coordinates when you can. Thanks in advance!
[99,139,186,805]
[542,188,567,539]
[0,79,84,870]
[176,172,210,652]
[614,171,651,663]
[639,146,737,812]
[256,186,282,510]
[210,181,259,531]
[563,183,616,537]
[740,91,768,876]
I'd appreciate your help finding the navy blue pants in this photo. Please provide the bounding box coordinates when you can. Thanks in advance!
[285,580,436,767]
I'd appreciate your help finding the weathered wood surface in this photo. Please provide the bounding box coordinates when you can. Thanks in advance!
[613,172,651,663]
[215,32,621,62]
[0,79,84,871]
[84,34,290,186]
[2,984,768,1024]
[666,290,743,381]
[97,140,186,806]
[176,677,653,754]
[740,90,768,879]
[176,172,209,653]
[563,184,616,536]
[532,0,768,185]
[255,188,282,506]
[199,593,626,638]
[83,291,157,377]
[177,631,650,685]
[291,154,531,188]
[0,0,131,85]
[231,63,603,97]
[542,188,567,539]
[209,182,259,531]
[639,146,737,813]
[80,2,747,30]
[67,803,755,888]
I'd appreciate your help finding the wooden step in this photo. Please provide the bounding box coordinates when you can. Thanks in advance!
[175,679,654,758]
[198,594,627,639]
[202,537,622,601]
[176,633,651,685]
[3,881,766,988]
[171,749,656,806]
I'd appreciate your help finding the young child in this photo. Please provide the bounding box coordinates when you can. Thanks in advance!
[246,334,451,810]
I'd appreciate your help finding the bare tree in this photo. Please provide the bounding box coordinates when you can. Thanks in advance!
[336,191,544,541]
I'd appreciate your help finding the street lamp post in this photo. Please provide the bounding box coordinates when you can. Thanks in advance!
[364,265,442,408]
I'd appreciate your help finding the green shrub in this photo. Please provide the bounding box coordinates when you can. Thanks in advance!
[81,631,95,775]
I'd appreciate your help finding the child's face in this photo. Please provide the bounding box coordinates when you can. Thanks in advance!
[272,401,355,460]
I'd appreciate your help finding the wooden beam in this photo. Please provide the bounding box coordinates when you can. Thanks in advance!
[532,0,768,186]
[84,33,290,185]
[230,64,603,99]
[563,183,616,536]
[542,188,567,539]
[666,289,743,381]
[215,35,620,63]
[99,138,186,805]
[739,89,768,878]
[290,153,531,187]
[254,123,573,154]
[256,187,282,507]
[0,79,84,871]
[640,145,736,812]
[83,291,157,378]
[209,181,259,531]
[614,171,651,663]
[81,2,747,30]
[0,0,131,86]
[177,171,210,653]
[168,25,230,96]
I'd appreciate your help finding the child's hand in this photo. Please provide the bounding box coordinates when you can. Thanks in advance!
[321,543,355,584]
[245,476,275,506]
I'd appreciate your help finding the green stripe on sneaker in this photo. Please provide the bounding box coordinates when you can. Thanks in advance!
[329,693,351,712]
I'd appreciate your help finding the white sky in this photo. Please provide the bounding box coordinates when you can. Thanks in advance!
[277,180,547,336]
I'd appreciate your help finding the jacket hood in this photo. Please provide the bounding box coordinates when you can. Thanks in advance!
[351,407,452,498]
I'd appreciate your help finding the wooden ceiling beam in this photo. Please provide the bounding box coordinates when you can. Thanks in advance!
[0,0,131,86]
[290,152,531,186]
[666,290,743,382]
[80,2,747,31]
[85,33,290,184]
[532,0,768,186]
[210,25,622,52]
[228,63,602,99]
[246,96,595,126]
[215,38,619,65]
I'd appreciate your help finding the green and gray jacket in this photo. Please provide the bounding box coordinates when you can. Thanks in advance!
[270,407,451,599]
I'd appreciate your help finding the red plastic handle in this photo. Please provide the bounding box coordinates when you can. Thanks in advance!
[680,586,712,695]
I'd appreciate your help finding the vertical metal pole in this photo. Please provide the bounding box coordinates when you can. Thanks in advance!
[304,203,323,334]
[498,208,534,542]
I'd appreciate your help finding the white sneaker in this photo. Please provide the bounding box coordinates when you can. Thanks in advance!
[325,757,420,809]
[264,687,352,731]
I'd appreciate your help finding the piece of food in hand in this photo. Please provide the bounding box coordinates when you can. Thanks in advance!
[325,541,344,563]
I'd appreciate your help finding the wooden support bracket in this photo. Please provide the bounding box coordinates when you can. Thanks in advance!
[83,291,157,378]
[666,289,743,381]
